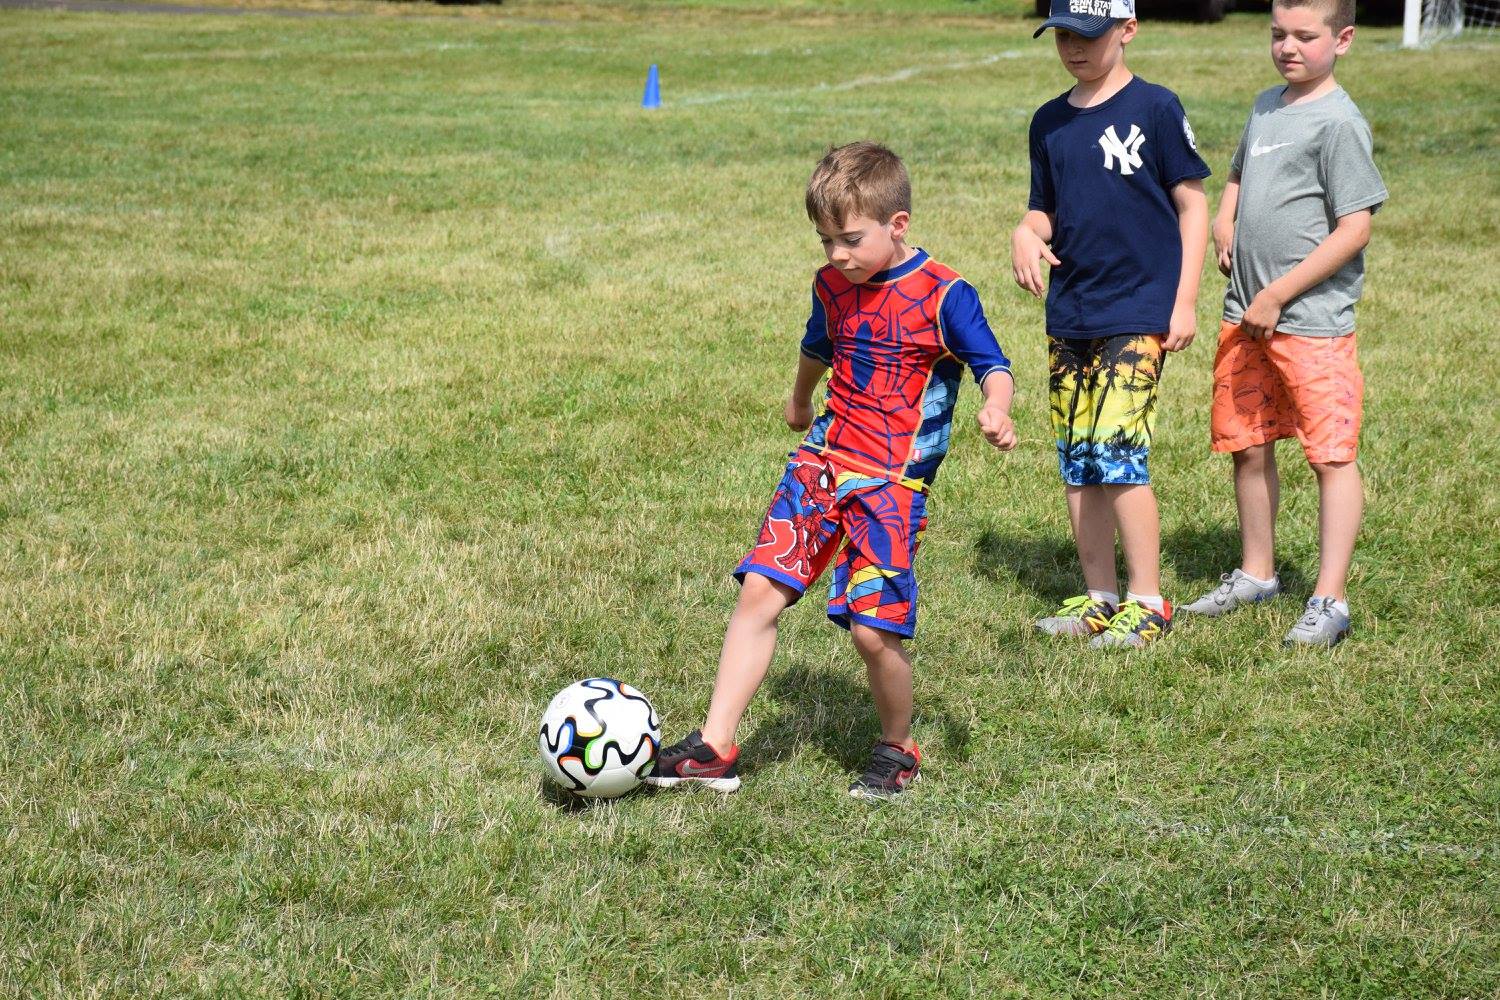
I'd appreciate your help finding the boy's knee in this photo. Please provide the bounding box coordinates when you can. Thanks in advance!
[738,573,797,616]
[850,621,897,655]
[1233,443,1275,468]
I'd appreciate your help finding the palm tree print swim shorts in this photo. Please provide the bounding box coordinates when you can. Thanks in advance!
[1048,334,1165,486]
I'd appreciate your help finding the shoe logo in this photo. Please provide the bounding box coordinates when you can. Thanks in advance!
[1099,124,1146,175]
[678,758,724,777]
[1250,137,1293,157]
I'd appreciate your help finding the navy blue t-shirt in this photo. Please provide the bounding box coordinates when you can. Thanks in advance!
[1028,75,1210,339]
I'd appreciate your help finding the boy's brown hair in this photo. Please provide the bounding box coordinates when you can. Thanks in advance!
[1273,0,1356,31]
[805,141,911,230]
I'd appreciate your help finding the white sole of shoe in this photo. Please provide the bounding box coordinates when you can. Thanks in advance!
[848,772,920,800]
[1182,591,1281,618]
[642,775,741,793]
[1283,628,1350,648]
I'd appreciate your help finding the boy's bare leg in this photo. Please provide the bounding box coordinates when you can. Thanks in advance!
[1066,485,1119,595]
[1233,443,1279,580]
[849,623,914,750]
[700,573,798,754]
[1310,460,1362,601]
[1105,484,1161,597]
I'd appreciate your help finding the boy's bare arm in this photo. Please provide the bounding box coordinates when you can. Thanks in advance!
[786,353,829,431]
[1166,179,1209,352]
[1214,174,1241,276]
[975,370,1018,451]
[1011,209,1059,299]
[1238,209,1374,340]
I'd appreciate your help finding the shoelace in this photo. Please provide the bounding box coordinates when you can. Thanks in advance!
[1056,593,1092,617]
[1111,602,1151,631]
[862,747,909,783]
[1210,572,1236,604]
[1297,597,1337,629]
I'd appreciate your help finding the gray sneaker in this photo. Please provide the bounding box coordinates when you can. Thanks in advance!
[1180,569,1281,617]
[1034,594,1117,637]
[1283,596,1351,647]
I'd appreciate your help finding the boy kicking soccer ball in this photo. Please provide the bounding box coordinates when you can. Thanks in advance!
[647,142,1017,799]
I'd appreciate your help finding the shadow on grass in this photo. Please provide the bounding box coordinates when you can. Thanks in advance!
[975,524,1312,604]
[1162,523,1311,597]
[738,663,972,776]
[539,775,602,813]
[973,528,1082,606]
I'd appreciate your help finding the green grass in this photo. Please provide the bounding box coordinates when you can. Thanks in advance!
[2,2,1497,996]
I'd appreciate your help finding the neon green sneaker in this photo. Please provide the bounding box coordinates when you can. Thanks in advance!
[1034,594,1118,637]
[1089,600,1173,649]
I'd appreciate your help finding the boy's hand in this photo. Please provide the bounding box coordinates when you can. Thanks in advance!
[1164,302,1196,353]
[785,397,814,432]
[1011,226,1059,299]
[977,403,1017,451]
[1213,218,1234,277]
[1240,288,1284,341]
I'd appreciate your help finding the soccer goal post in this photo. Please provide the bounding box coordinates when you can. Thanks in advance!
[1404,0,1500,45]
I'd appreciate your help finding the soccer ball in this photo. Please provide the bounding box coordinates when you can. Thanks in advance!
[538,678,661,798]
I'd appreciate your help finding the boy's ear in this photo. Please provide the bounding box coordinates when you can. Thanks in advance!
[1119,17,1138,43]
[888,211,911,240]
[1334,24,1355,54]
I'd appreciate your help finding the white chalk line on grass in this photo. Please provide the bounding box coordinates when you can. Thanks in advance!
[676,44,1266,108]
[679,49,1027,106]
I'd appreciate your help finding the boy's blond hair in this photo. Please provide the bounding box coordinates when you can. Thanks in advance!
[1274,0,1355,31]
[805,142,911,230]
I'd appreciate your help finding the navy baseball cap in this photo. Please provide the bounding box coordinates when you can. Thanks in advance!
[1034,0,1136,38]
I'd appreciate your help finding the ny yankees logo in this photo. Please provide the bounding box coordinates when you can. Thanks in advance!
[1099,124,1146,176]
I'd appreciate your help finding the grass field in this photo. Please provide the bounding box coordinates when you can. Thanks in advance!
[2,1,1498,995]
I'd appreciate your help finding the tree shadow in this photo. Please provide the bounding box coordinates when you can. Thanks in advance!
[738,662,973,775]
[973,528,1083,606]
[1161,523,1310,597]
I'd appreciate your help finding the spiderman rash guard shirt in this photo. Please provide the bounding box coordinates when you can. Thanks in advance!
[798,249,1012,489]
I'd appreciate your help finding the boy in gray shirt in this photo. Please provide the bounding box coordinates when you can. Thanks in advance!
[1181,0,1387,646]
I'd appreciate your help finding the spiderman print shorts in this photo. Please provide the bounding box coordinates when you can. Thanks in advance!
[1049,333,1165,486]
[1211,321,1362,463]
[734,448,928,638]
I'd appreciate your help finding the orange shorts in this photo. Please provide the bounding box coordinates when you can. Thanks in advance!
[1210,321,1363,463]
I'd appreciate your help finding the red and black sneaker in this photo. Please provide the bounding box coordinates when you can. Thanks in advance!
[643,730,741,793]
[848,742,921,800]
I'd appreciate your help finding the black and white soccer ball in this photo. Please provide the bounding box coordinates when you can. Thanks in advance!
[538,678,661,798]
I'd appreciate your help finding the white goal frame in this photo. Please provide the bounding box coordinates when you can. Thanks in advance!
[1404,0,1496,45]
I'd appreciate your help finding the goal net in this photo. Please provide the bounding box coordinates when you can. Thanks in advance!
[1404,0,1500,45]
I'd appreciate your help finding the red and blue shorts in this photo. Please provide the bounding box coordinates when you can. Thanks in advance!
[734,448,927,638]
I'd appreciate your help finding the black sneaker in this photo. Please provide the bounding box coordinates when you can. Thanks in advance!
[848,742,921,800]
[642,730,741,793]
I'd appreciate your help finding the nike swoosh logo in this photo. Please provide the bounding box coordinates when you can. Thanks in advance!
[1250,139,1293,157]
[678,759,726,776]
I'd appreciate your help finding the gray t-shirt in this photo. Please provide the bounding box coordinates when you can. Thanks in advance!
[1223,86,1387,336]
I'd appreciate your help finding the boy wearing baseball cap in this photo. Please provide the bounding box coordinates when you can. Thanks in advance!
[1011,0,1210,647]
